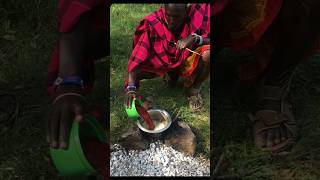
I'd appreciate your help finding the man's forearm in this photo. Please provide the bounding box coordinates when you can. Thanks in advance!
[58,13,89,78]
[59,33,83,77]
[128,67,139,86]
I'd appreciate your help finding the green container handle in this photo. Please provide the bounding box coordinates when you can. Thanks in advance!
[125,98,143,120]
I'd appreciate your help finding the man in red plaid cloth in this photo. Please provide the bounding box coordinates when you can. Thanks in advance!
[46,0,108,178]
[124,4,211,112]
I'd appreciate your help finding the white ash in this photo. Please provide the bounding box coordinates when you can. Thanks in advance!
[110,141,210,176]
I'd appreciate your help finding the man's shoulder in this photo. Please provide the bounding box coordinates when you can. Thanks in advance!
[141,7,164,24]
[134,7,165,33]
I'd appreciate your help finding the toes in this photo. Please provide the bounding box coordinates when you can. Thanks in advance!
[196,101,201,107]
[265,127,291,149]
[189,96,202,110]
[264,127,292,149]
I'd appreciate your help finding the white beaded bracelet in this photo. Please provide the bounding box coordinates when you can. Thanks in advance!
[53,92,86,105]
[198,35,203,45]
[191,33,203,45]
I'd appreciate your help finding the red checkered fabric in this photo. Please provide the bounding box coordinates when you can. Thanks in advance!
[47,0,107,96]
[128,4,211,77]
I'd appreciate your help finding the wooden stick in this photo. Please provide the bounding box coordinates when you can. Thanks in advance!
[174,43,202,56]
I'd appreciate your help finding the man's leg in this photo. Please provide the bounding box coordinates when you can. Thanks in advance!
[164,70,180,88]
[190,50,211,89]
[251,0,320,151]
[59,12,107,85]
[187,49,210,110]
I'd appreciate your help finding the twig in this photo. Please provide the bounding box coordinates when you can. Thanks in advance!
[174,42,202,56]
[172,108,182,123]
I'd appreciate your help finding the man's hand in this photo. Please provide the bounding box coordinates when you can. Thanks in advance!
[176,35,196,50]
[47,86,88,149]
[126,69,139,109]
[124,91,136,109]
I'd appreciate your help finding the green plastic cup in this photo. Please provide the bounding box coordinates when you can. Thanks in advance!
[50,115,107,178]
[125,98,143,120]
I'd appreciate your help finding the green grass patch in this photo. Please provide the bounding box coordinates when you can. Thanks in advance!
[0,1,60,178]
[0,1,107,179]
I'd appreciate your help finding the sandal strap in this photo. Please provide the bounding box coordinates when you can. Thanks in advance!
[189,87,201,95]
[251,103,296,135]
[257,71,294,105]
[255,110,288,126]
[256,83,293,114]
[258,85,286,101]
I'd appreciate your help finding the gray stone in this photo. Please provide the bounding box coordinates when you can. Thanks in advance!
[110,141,209,176]
[163,120,197,156]
[119,125,150,150]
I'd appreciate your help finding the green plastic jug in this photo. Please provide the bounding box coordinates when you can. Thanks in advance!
[50,115,107,178]
[125,98,143,120]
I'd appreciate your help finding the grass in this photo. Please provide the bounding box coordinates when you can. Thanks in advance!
[213,52,320,179]
[0,1,59,179]
[110,4,210,158]
[0,1,107,179]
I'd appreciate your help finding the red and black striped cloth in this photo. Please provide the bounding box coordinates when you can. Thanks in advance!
[128,4,210,77]
[47,0,107,96]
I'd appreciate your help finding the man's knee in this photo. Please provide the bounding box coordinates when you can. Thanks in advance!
[201,50,210,64]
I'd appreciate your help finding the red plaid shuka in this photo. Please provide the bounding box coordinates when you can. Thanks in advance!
[213,0,283,82]
[47,0,108,96]
[214,0,283,50]
[127,4,210,77]
[57,0,107,33]
[213,0,228,16]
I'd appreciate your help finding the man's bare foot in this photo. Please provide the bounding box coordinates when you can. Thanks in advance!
[187,88,203,111]
[249,85,296,153]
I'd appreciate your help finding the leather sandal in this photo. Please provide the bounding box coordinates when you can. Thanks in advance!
[187,88,203,111]
[248,85,296,153]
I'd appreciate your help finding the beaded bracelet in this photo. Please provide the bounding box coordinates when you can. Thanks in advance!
[126,85,137,92]
[191,33,203,45]
[54,76,84,87]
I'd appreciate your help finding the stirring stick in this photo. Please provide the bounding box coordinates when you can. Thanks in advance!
[174,42,202,56]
